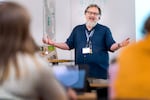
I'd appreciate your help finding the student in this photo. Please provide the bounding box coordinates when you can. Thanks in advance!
[108,58,118,99]
[43,4,130,83]
[114,15,150,99]
[0,1,69,100]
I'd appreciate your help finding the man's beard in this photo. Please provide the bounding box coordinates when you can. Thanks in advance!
[86,21,97,28]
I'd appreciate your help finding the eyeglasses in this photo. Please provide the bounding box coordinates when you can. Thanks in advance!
[86,11,100,16]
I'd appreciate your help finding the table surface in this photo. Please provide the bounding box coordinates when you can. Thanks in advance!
[90,83,108,88]
[77,92,97,100]
[48,59,74,63]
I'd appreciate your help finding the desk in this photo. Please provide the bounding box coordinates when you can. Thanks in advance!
[90,83,108,99]
[77,92,97,100]
[48,59,74,65]
[90,83,108,88]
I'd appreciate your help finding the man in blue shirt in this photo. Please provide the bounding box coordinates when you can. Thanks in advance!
[43,4,129,80]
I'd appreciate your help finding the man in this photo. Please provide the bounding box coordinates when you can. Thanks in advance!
[43,4,129,82]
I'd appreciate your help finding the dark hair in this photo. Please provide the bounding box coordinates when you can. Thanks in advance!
[0,2,39,83]
[84,4,101,15]
[144,16,150,33]
[141,15,150,35]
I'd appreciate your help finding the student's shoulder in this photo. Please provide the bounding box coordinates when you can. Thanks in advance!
[34,53,53,69]
[119,42,138,59]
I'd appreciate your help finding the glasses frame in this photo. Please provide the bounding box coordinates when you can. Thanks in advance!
[86,11,100,16]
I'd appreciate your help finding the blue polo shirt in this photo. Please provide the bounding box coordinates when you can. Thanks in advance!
[66,23,115,79]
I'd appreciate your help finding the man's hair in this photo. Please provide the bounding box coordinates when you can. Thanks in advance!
[84,4,101,15]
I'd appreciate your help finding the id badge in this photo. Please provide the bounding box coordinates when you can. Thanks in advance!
[82,47,92,54]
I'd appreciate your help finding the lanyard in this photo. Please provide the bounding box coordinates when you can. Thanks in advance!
[85,29,95,47]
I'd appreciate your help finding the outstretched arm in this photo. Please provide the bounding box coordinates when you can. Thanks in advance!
[42,34,69,50]
[110,37,130,51]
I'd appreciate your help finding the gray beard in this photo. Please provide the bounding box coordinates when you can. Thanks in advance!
[86,21,97,28]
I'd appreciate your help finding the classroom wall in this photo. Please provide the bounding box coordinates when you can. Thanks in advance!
[6,0,44,45]
[55,0,73,60]
[5,0,136,61]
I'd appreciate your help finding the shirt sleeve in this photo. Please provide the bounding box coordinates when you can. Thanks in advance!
[105,27,116,52]
[65,27,77,50]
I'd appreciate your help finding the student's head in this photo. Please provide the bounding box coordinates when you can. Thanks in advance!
[141,15,150,36]
[0,1,38,83]
[143,16,150,34]
[84,4,101,28]
[0,2,38,54]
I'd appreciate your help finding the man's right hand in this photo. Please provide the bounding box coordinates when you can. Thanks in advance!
[42,34,49,44]
[42,34,69,50]
[42,34,55,46]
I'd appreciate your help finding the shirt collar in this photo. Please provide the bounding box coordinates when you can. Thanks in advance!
[84,23,97,32]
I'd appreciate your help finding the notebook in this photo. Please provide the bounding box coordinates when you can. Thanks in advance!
[52,64,88,92]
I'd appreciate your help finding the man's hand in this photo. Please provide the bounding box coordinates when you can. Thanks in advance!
[42,34,49,44]
[110,37,130,51]
[42,34,55,46]
[120,37,130,47]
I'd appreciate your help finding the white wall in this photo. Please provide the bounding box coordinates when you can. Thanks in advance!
[6,0,44,46]
[5,0,136,61]
[55,0,73,60]
[135,0,150,40]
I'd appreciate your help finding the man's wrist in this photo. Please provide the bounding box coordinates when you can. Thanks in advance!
[118,43,122,48]
[52,42,56,46]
